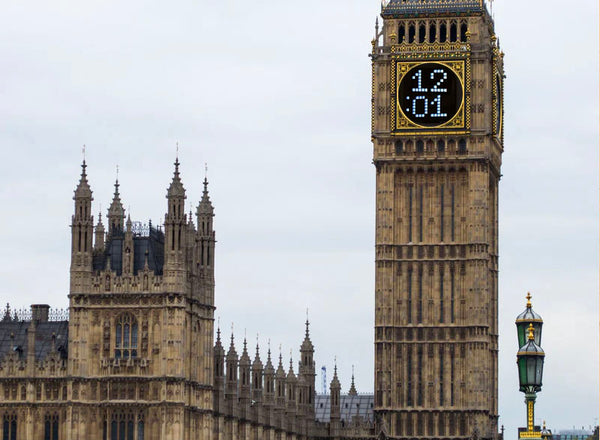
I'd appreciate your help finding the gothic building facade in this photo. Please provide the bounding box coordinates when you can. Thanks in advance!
[0,160,374,440]
[371,0,503,439]
[0,0,506,438]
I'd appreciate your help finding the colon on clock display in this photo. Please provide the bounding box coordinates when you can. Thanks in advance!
[397,62,464,127]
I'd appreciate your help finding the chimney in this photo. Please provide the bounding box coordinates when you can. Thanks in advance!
[31,304,50,322]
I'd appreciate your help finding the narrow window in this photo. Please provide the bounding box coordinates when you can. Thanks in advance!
[437,139,445,153]
[439,346,444,405]
[440,23,447,42]
[417,346,423,406]
[417,268,423,324]
[419,184,423,242]
[399,24,405,43]
[406,349,412,406]
[439,265,444,323]
[78,230,82,252]
[460,22,468,42]
[440,183,445,241]
[418,23,426,43]
[408,24,415,43]
[450,22,457,42]
[458,139,467,154]
[451,184,455,242]
[407,269,413,324]
[450,268,455,323]
[416,140,424,154]
[115,314,138,359]
[127,420,134,440]
[429,23,436,42]
[408,186,413,242]
[84,231,88,252]
[450,345,455,406]
[44,414,59,440]
[395,140,403,155]
[3,414,17,440]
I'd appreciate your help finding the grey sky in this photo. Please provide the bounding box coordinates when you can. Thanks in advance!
[0,0,597,436]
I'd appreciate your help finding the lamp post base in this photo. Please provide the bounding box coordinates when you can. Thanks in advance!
[518,427,542,439]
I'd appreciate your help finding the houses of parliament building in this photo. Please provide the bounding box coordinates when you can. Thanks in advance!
[0,0,505,439]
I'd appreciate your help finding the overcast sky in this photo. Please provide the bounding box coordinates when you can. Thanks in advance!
[0,0,597,436]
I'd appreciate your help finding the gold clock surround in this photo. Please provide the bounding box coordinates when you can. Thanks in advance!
[391,57,471,135]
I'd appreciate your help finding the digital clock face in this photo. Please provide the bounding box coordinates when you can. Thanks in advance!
[397,63,463,127]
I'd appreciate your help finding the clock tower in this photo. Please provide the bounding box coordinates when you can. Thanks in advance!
[370,0,503,439]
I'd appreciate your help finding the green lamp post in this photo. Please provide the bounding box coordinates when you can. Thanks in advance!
[516,324,545,439]
[516,292,543,348]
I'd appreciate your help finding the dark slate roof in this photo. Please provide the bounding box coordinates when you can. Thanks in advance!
[93,227,164,276]
[0,321,68,361]
[314,394,374,423]
[382,0,484,17]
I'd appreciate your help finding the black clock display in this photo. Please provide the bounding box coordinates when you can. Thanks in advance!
[397,63,463,126]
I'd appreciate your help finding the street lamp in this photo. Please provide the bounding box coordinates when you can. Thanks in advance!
[516,292,546,440]
[516,292,543,348]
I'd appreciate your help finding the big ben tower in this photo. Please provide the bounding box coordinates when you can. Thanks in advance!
[370,0,504,439]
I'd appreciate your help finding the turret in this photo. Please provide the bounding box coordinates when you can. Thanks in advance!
[196,176,215,238]
[299,318,316,416]
[213,327,225,410]
[164,158,187,270]
[196,177,216,304]
[94,210,105,251]
[286,355,297,413]
[122,215,134,276]
[330,363,341,422]
[70,160,94,291]
[275,352,287,409]
[252,340,264,403]
[239,338,252,405]
[264,345,275,404]
[107,178,124,236]
[225,333,238,400]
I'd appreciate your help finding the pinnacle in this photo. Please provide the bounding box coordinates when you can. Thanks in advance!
[197,176,214,216]
[74,160,92,199]
[167,157,186,198]
[349,365,358,395]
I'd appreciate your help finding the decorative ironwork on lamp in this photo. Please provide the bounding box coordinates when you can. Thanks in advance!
[515,293,546,440]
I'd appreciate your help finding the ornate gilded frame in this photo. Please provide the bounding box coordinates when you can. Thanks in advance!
[390,44,471,136]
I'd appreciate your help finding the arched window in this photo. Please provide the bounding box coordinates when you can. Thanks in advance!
[104,412,144,440]
[398,24,405,43]
[458,139,467,154]
[3,414,17,440]
[437,140,445,153]
[416,140,424,154]
[418,23,426,43]
[460,22,468,42]
[44,413,59,440]
[440,23,447,43]
[429,23,436,43]
[395,140,403,155]
[115,314,138,359]
[450,22,458,42]
[448,139,456,153]
[408,23,416,43]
